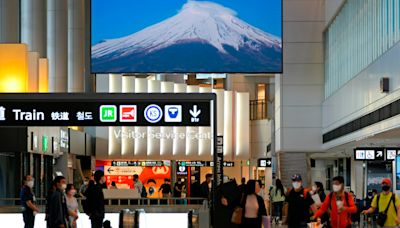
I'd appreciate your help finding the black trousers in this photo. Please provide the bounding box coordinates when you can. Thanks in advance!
[91,215,104,228]
[23,211,35,228]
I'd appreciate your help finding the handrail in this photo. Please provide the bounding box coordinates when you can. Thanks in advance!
[0,197,208,207]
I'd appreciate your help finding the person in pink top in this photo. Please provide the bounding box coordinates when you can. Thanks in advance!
[240,180,267,227]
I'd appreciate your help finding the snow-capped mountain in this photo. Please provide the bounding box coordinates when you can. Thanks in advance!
[92,1,282,73]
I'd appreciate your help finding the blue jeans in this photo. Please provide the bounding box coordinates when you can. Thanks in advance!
[273,201,283,220]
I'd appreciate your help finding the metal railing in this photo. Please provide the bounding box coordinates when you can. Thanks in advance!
[0,197,208,213]
[250,99,268,120]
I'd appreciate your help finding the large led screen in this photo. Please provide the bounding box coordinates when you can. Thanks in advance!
[91,0,282,73]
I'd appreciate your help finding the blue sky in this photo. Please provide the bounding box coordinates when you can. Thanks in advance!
[92,0,282,45]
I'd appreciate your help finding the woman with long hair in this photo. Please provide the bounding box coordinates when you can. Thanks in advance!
[270,178,286,222]
[240,180,267,227]
[312,181,328,226]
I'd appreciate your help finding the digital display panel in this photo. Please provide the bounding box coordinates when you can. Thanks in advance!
[91,0,282,73]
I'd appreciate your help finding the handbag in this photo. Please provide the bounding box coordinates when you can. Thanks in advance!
[376,193,395,227]
[231,206,243,224]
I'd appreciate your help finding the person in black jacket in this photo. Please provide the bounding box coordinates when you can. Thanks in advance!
[86,170,106,228]
[47,176,68,228]
[200,174,212,199]
[215,179,241,228]
[240,180,267,227]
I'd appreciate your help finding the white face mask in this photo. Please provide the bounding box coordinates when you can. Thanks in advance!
[69,189,77,195]
[312,186,317,192]
[292,182,301,189]
[27,181,34,188]
[332,184,342,192]
[60,184,67,191]
[84,181,88,185]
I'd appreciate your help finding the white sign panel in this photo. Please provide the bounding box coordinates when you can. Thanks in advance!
[104,166,143,176]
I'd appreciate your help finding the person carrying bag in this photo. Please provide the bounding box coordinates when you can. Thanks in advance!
[231,180,267,227]
[362,178,400,228]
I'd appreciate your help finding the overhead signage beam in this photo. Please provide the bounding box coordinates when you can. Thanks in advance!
[0,93,213,127]
[354,147,398,161]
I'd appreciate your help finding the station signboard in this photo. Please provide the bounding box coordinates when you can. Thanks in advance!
[258,158,272,167]
[0,93,212,127]
[354,147,396,161]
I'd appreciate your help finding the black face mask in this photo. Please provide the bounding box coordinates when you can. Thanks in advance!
[382,185,390,192]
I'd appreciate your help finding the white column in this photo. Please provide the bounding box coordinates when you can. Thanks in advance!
[95,74,109,159]
[121,76,135,157]
[224,91,233,158]
[21,0,45,57]
[108,74,122,158]
[47,0,68,92]
[0,0,19,42]
[68,0,85,92]
[28,52,40,92]
[186,85,199,157]
[173,84,187,158]
[134,78,148,158]
[147,80,161,158]
[235,92,250,159]
[160,81,174,156]
[199,87,212,159]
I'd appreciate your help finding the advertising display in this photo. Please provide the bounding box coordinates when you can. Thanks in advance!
[96,160,171,198]
[91,0,282,73]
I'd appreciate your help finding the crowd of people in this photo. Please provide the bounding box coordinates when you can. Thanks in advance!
[19,171,400,228]
[214,174,400,228]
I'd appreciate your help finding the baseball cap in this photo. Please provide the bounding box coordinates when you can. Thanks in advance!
[382,178,392,186]
[291,174,302,181]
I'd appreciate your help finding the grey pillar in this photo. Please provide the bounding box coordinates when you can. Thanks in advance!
[47,0,68,92]
[21,0,46,57]
[0,0,19,43]
[68,0,85,92]
[84,0,93,93]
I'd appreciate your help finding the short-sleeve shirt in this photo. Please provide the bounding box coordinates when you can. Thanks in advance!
[174,183,184,197]
[20,186,34,212]
[286,188,314,226]
[371,192,400,227]
[160,184,172,194]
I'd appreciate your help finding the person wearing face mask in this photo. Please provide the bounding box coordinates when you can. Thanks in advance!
[312,176,357,228]
[362,178,400,228]
[311,182,328,226]
[65,184,79,228]
[20,175,39,228]
[363,189,378,225]
[79,177,90,198]
[283,174,314,228]
[48,176,68,228]
[86,170,106,228]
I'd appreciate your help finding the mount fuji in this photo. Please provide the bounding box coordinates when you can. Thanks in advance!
[91,1,282,73]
